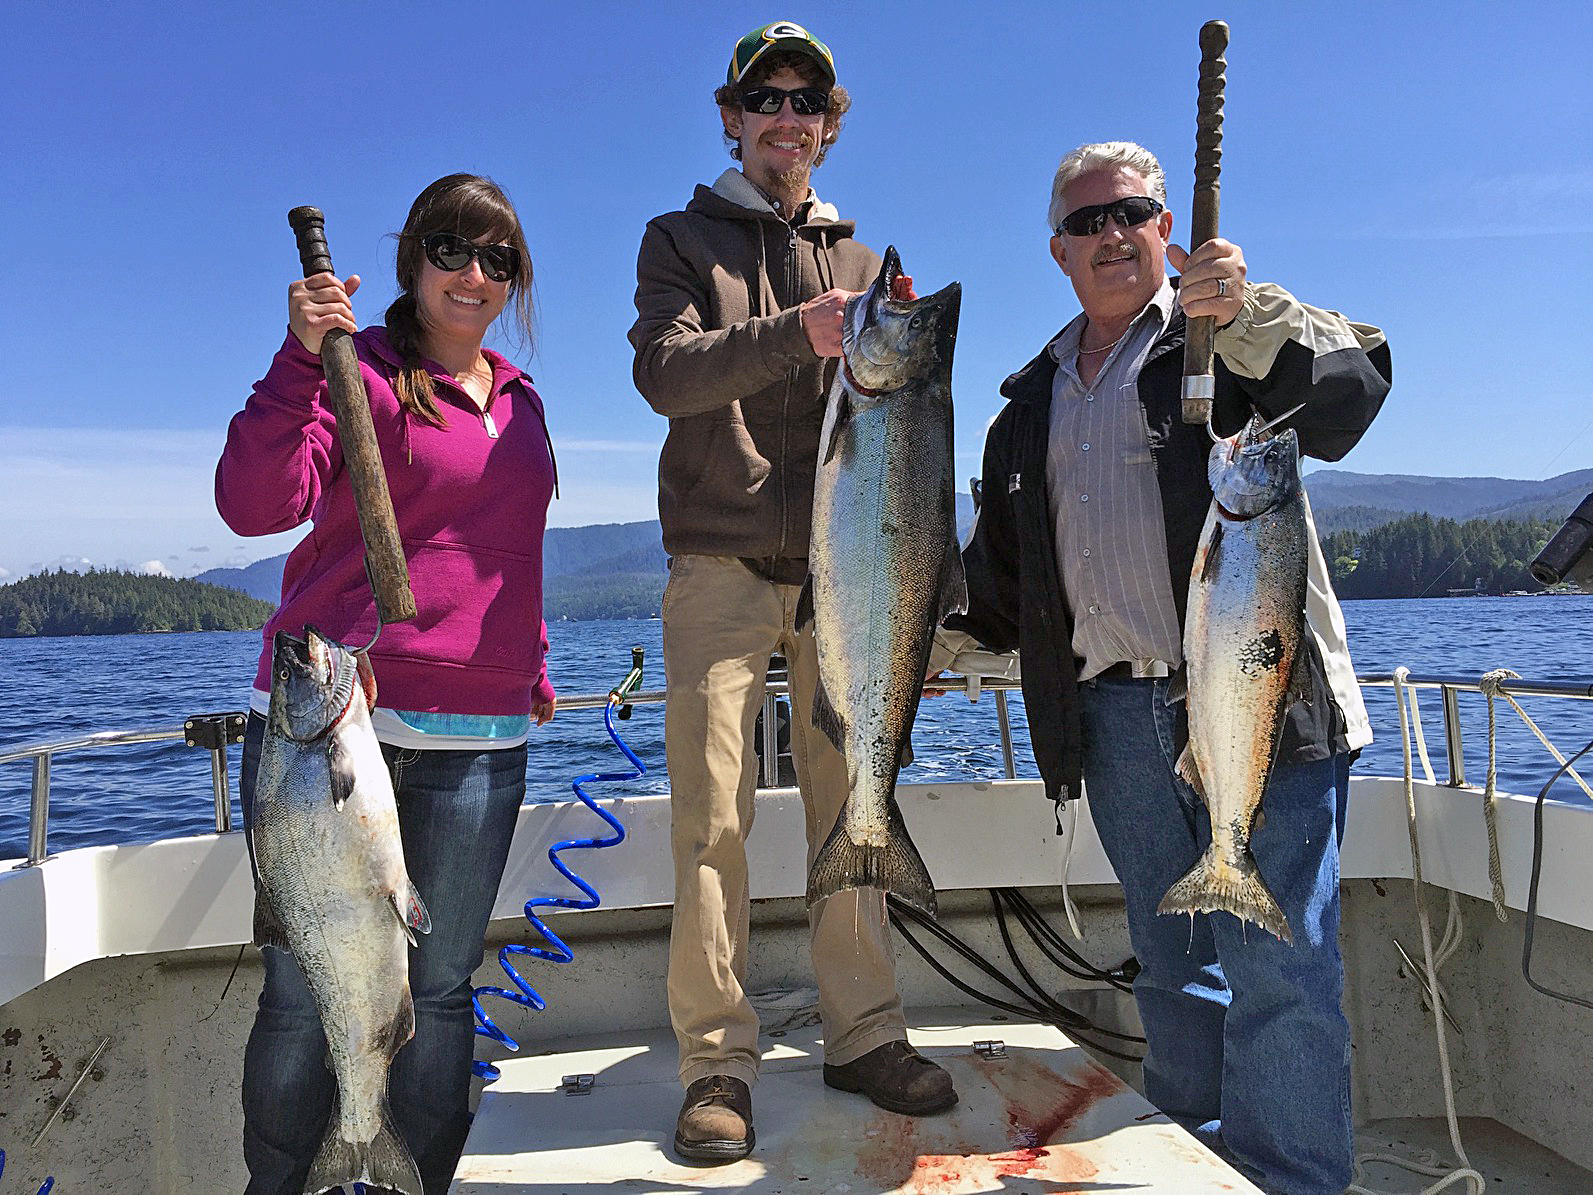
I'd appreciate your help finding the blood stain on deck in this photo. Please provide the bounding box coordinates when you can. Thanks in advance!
[848,1051,1120,1192]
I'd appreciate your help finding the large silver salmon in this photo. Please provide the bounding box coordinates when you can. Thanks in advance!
[252,627,431,1195]
[1158,416,1309,944]
[800,247,965,917]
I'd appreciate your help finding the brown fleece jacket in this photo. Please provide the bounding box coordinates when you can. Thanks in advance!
[629,171,882,561]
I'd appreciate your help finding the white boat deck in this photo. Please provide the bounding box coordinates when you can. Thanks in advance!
[451,1010,1259,1194]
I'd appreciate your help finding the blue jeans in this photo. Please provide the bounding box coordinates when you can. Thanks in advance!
[238,713,526,1195]
[1079,675,1352,1195]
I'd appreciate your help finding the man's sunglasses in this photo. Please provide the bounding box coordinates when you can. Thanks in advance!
[1055,196,1164,238]
[422,232,522,283]
[739,85,831,116]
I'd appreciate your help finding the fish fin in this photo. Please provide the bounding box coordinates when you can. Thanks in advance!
[390,883,432,946]
[806,799,937,918]
[251,885,293,953]
[1174,745,1206,800]
[938,533,969,622]
[326,736,357,809]
[795,573,814,632]
[1157,845,1293,945]
[305,1095,424,1195]
[378,985,417,1057]
[822,389,853,465]
[899,735,914,770]
[1194,520,1224,585]
[812,682,847,754]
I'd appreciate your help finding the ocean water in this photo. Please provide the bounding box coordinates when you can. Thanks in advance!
[1,596,1590,860]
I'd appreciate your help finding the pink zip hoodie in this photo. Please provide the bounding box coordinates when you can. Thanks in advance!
[216,327,557,716]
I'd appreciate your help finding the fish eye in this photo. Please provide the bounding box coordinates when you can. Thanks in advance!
[909,314,924,330]
[277,668,290,680]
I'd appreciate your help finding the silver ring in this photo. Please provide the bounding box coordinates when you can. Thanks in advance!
[1216,277,1228,297]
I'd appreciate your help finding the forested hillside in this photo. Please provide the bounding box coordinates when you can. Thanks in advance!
[0,570,275,636]
[1321,514,1560,599]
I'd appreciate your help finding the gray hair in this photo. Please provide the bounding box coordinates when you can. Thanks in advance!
[1047,141,1168,233]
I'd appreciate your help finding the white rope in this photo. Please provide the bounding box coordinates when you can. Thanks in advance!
[1481,671,1593,800]
[1477,670,1516,921]
[1405,682,1438,785]
[1346,668,1485,1195]
[1057,795,1085,939]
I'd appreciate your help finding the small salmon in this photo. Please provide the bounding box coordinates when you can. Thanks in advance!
[1158,417,1309,944]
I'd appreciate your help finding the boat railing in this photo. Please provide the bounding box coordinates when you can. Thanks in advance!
[1356,672,1593,789]
[4,671,1589,870]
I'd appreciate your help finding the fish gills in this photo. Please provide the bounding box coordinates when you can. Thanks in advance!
[1157,422,1309,945]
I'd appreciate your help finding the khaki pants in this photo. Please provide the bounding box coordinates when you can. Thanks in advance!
[662,554,906,1089]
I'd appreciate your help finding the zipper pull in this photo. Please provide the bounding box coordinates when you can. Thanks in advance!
[482,410,499,438]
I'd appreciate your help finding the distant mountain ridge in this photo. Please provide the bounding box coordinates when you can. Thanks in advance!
[1304,467,1593,533]
[195,474,1590,617]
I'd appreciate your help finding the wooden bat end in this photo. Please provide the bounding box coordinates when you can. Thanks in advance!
[1200,20,1230,52]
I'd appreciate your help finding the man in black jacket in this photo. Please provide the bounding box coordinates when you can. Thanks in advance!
[940,141,1390,1195]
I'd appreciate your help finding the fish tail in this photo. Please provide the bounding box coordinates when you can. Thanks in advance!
[1157,846,1294,945]
[806,803,937,918]
[305,1101,423,1195]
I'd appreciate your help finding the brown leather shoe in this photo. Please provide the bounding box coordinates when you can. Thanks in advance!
[673,1075,754,1163]
[823,1039,958,1115]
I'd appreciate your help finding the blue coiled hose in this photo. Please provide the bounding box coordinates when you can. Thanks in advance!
[0,1148,54,1193]
[470,648,646,1081]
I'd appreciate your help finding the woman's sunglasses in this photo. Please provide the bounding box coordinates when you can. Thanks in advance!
[1055,196,1164,238]
[422,232,522,283]
[738,85,831,116]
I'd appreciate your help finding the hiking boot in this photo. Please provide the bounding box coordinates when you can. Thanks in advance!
[673,1075,754,1164]
[823,1039,958,1115]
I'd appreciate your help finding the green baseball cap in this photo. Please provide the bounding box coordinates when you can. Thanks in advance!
[727,21,836,88]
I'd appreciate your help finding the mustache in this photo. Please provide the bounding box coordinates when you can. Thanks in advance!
[1092,243,1140,266]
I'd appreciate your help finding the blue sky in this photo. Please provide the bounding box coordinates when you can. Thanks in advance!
[3,1,1590,580]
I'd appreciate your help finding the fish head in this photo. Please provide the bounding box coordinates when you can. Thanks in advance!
[1208,416,1301,519]
[268,626,362,742]
[840,246,961,400]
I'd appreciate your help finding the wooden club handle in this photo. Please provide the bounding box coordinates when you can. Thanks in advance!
[1181,19,1229,424]
[287,206,416,625]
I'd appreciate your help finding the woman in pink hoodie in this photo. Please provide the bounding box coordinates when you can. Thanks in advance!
[216,173,557,1195]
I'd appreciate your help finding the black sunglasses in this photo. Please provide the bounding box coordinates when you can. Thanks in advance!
[739,85,831,116]
[1055,196,1164,238]
[422,232,521,283]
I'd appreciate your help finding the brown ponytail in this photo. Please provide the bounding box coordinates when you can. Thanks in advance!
[382,291,446,427]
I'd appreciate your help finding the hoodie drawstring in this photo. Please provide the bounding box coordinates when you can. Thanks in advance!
[816,228,836,293]
[755,222,771,318]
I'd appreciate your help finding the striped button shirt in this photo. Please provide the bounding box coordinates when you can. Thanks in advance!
[1044,280,1184,682]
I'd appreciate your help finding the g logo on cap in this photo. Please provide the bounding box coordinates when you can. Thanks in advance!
[728,20,837,87]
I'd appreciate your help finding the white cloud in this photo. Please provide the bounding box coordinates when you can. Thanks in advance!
[47,556,95,573]
[137,560,175,577]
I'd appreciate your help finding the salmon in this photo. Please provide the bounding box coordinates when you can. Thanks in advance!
[252,627,430,1194]
[800,247,965,917]
[1158,417,1310,944]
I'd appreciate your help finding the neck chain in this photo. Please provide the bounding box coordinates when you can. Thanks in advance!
[1078,327,1128,357]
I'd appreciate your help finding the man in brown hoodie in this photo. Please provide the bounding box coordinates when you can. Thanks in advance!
[629,19,956,1165]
